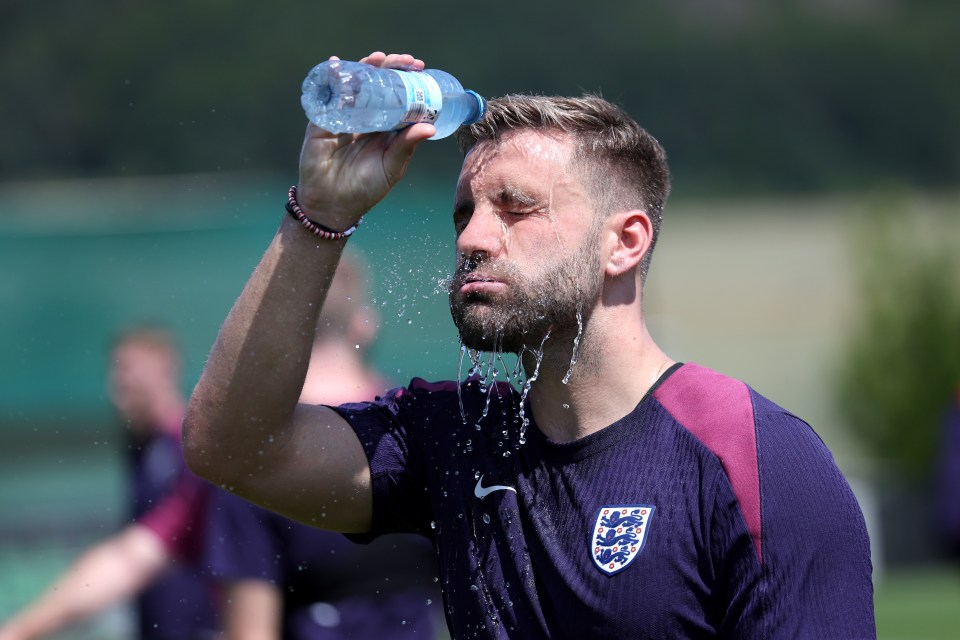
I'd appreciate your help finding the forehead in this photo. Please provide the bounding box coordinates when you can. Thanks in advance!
[113,340,173,365]
[456,130,579,198]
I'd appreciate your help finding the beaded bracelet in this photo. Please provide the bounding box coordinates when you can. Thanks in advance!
[285,185,362,240]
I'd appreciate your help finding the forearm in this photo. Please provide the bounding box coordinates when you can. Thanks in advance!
[0,525,168,640]
[183,214,346,489]
[185,69,432,513]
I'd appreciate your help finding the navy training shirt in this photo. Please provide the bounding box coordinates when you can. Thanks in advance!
[335,362,875,639]
[127,429,219,640]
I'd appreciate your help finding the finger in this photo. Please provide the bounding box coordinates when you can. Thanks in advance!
[358,51,386,66]
[382,53,422,70]
[358,52,422,71]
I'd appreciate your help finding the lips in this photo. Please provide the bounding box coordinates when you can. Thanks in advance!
[454,271,508,297]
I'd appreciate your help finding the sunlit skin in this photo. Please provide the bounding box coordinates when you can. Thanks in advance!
[448,129,604,360]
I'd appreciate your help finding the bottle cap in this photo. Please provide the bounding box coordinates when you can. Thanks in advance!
[464,90,487,126]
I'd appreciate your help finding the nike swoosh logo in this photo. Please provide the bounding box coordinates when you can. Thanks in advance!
[474,475,517,499]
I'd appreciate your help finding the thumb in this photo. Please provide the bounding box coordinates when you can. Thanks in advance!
[382,123,435,185]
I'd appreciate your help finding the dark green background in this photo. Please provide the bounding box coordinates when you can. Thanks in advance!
[2,1,958,193]
[1,170,463,429]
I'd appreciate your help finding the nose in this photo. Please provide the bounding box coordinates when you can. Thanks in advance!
[455,207,503,261]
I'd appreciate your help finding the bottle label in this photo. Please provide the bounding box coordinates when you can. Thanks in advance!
[392,70,442,126]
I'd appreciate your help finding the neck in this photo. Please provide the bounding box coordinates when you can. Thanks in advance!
[525,311,671,444]
[141,394,186,436]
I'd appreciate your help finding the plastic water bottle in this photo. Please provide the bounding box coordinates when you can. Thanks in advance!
[301,60,486,140]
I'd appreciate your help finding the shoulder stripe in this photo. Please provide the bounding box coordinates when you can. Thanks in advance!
[653,363,763,563]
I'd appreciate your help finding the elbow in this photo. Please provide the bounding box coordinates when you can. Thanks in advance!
[181,403,223,485]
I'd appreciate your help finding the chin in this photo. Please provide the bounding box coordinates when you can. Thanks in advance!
[459,331,524,354]
[450,305,508,352]
[455,308,547,355]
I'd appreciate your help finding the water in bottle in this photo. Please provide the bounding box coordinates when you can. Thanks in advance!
[301,60,486,140]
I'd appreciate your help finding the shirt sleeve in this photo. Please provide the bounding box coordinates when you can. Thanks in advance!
[332,387,434,538]
[719,403,876,639]
[137,467,210,562]
[203,487,283,584]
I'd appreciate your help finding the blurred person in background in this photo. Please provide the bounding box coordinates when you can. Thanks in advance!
[205,252,443,639]
[0,327,219,640]
[935,383,960,561]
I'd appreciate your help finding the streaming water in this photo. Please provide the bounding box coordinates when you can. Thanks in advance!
[457,343,469,424]
[455,330,550,447]
[517,329,550,445]
[561,305,583,385]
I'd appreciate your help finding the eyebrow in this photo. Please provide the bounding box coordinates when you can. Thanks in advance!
[495,187,540,209]
[452,186,543,218]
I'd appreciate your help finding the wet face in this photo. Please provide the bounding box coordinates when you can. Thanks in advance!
[447,131,604,353]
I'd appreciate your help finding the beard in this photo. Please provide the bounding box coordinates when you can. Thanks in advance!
[448,229,603,354]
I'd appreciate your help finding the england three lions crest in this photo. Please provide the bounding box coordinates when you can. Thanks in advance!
[591,505,655,576]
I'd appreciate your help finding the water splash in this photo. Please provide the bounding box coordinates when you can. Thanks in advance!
[454,322,555,448]
[517,329,550,445]
[561,304,583,385]
[475,333,505,431]
[457,343,469,424]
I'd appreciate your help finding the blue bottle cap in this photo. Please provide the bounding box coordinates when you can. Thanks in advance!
[464,90,487,125]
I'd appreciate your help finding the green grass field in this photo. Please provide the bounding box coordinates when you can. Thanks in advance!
[875,565,960,639]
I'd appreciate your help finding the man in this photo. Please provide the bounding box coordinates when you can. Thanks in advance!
[183,51,875,638]
[935,384,960,560]
[204,253,443,640]
[0,327,219,640]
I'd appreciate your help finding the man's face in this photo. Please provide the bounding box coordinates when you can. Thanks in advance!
[448,130,604,353]
[108,341,176,434]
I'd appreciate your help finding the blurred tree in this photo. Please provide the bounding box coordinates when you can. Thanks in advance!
[834,196,960,477]
[1,0,958,194]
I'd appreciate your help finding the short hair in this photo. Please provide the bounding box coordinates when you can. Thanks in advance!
[108,324,182,381]
[111,324,179,360]
[457,94,671,281]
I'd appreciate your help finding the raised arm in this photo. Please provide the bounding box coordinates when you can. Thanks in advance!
[183,52,435,533]
[220,581,283,640]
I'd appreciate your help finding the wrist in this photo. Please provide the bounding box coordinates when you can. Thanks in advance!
[286,186,363,240]
[294,185,366,230]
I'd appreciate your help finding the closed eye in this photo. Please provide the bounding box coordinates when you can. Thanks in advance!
[453,201,473,235]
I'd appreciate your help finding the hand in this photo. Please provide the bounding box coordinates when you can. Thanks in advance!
[296,51,437,229]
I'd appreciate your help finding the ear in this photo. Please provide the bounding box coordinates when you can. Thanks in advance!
[605,210,653,278]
